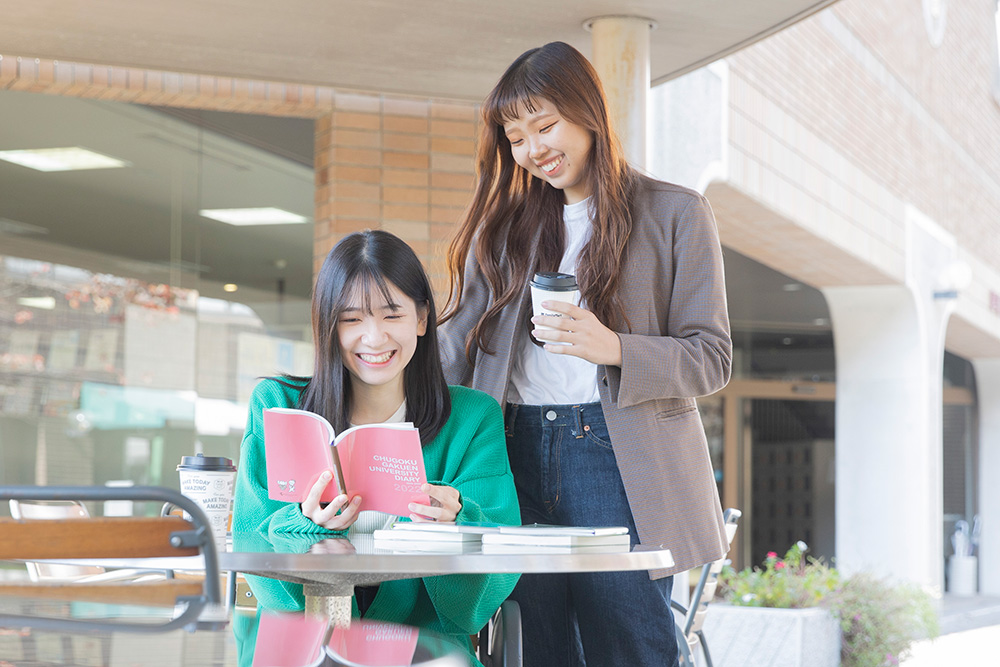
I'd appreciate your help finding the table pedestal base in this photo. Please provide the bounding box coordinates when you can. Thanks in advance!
[304,584,353,627]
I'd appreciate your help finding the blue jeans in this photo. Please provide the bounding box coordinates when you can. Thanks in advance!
[504,403,679,667]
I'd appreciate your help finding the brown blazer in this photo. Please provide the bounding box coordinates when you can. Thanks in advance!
[439,175,732,578]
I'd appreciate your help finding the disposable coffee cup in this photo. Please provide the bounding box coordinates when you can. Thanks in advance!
[177,453,236,553]
[530,272,580,346]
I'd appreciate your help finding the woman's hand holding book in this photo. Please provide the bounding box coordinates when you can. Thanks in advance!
[408,483,461,523]
[301,470,363,530]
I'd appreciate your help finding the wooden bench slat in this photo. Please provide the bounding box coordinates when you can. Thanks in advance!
[0,517,200,559]
[0,580,205,607]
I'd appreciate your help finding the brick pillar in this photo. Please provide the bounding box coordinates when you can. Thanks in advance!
[312,94,477,304]
[428,101,477,298]
[313,93,384,275]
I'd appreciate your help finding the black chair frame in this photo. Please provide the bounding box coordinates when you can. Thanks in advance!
[0,484,221,634]
[477,599,522,667]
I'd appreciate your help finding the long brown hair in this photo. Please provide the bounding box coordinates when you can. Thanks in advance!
[440,41,636,359]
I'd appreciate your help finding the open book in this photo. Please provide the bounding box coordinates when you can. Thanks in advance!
[263,407,429,515]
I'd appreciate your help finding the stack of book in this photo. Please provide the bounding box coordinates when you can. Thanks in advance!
[371,521,501,552]
[481,524,632,554]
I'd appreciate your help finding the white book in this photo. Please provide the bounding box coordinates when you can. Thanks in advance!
[496,524,630,537]
[371,538,480,553]
[482,532,632,548]
[372,528,480,543]
[388,521,503,535]
[482,542,631,555]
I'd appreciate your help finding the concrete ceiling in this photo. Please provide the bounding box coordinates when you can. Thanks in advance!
[0,0,842,336]
[1,0,838,100]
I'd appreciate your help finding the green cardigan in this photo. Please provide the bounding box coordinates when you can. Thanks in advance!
[232,378,521,638]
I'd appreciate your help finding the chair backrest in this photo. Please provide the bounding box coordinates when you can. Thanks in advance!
[0,485,221,632]
[8,499,105,581]
[682,508,742,638]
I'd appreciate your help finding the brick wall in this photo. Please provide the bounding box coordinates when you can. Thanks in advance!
[313,94,477,299]
[726,0,1000,272]
[719,0,1000,356]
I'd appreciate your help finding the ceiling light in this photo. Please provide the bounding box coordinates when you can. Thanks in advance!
[199,207,309,226]
[0,217,48,236]
[223,284,239,292]
[17,296,56,310]
[0,147,129,172]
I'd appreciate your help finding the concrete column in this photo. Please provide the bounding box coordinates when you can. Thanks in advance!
[586,16,654,168]
[824,286,939,587]
[973,359,1000,594]
[821,207,959,593]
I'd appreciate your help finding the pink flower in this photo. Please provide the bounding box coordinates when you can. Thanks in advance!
[766,551,778,559]
[775,562,786,569]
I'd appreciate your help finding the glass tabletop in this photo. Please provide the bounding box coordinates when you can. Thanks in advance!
[0,596,471,667]
[19,531,673,579]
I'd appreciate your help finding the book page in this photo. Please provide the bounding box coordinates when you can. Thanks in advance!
[336,425,429,515]
[263,408,339,504]
[328,621,418,666]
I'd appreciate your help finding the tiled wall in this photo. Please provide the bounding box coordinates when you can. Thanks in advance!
[726,0,1000,271]
[721,0,1000,355]
[313,93,478,298]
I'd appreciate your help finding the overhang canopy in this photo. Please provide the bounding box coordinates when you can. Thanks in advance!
[2,0,837,98]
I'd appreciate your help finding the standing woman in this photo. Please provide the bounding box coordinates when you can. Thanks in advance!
[439,42,732,666]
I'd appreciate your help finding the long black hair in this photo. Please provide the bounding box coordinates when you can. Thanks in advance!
[284,230,450,444]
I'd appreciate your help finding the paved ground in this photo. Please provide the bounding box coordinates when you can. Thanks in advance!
[901,595,1000,666]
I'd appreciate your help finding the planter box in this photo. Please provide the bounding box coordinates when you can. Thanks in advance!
[701,605,840,667]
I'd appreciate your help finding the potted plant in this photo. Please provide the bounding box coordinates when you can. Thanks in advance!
[826,573,939,667]
[704,542,938,667]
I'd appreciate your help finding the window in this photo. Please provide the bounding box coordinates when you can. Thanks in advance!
[0,92,315,506]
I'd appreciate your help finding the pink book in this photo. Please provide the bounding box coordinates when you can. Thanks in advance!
[327,620,419,666]
[263,407,430,515]
[253,612,327,667]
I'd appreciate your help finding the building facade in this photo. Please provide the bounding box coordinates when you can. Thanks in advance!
[649,0,1000,593]
[0,0,997,596]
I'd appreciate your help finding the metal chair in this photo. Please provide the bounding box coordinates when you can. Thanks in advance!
[0,485,221,633]
[477,599,523,667]
[672,508,742,667]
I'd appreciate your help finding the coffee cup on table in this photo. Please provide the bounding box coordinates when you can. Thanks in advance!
[530,272,580,346]
[175,453,236,553]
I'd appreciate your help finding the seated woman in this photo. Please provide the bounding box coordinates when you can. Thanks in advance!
[232,229,520,642]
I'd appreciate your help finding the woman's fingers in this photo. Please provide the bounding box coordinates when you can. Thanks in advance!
[317,496,361,530]
[301,471,335,516]
[409,484,461,522]
[531,302,622,366]
[300,470,363,530]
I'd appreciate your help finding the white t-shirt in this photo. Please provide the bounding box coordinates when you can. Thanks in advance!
[507,198,601,405]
